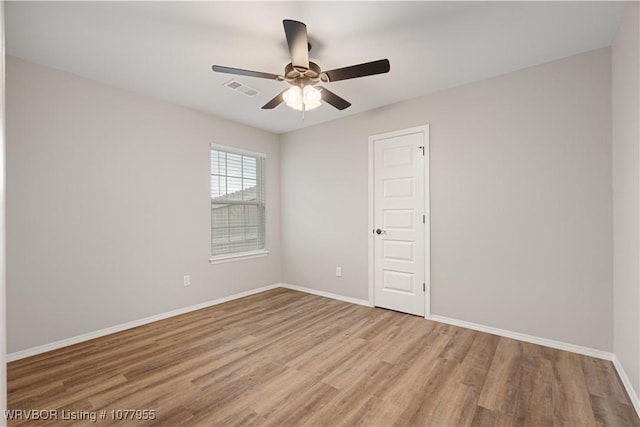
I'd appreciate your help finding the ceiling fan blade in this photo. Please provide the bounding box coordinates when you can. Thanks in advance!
[262,90,287,109]
[317,86,351,110]
[212,65,282,80]
[322,59,390,82]
[283,19,309,72]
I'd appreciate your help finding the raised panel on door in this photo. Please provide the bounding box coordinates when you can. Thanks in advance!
[383,209,415,230]
[383,240,414,263]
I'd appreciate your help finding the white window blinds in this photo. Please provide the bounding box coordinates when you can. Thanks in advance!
[210,147,266,258]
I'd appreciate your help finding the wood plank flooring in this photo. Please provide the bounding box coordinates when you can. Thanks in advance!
[7,288,640,426]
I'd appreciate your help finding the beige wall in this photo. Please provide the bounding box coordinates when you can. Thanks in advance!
[613,2,640,399]
[281,48,613,351]
[6,56,281,353]
[1,1,7,421]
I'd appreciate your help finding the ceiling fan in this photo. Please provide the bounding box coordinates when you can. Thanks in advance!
[212,19,390,114]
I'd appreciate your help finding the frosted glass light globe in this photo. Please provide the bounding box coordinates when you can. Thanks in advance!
[283,86,302,109]
[302,85,322,110]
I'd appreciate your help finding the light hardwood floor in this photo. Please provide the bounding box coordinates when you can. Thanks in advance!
[8,288,640,426]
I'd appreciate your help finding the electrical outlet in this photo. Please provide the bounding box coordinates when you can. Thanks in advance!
[336,267,342,277]
[183,275,191,287]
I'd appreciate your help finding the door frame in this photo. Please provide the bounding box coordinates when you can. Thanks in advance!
[368,125,431,318]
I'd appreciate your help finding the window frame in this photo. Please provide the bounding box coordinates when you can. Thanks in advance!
[209,143,268,264]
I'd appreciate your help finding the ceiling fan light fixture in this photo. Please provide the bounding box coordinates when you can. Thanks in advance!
[283,85,322,111]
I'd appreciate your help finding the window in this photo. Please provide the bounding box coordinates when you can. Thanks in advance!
[210,145,266,262]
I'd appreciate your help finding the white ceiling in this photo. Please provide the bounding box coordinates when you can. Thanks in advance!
[5,1,628,134]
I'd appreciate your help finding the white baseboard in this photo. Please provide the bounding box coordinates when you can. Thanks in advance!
[278,283,371,307]
[7,284,281,362]
[612,354,640,418]
[430,314,614,361]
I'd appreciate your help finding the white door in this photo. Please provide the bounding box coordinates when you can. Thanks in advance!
[370,126,429,317]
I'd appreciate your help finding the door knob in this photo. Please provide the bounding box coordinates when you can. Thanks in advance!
[375,228,386,235]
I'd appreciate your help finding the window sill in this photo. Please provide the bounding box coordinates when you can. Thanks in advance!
[209,249,269,265]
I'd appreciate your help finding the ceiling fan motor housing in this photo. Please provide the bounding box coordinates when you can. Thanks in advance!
[284,61,322,85]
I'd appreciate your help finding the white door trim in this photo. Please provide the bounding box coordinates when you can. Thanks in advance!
[368,125,430,318]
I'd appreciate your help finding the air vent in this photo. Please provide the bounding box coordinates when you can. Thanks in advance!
[223,79,260,97]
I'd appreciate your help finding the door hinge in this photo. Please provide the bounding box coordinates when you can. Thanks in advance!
[423,282,426,292]
[418,146,425,156]
[423,214,425,224]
